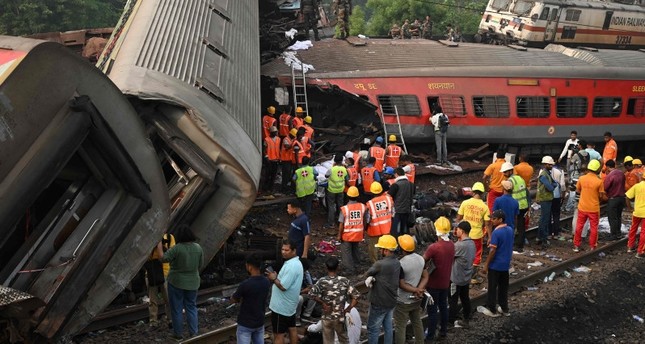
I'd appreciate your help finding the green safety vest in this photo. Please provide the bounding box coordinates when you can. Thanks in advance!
[327,165,347,193]
[536,170,554,202]
[295,166,316,197]
[509,175,529,210]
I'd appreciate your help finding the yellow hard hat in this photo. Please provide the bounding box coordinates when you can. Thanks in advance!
[587,159,601,172]
[304,116,312,124]
[267,106,276,114]
[347,186,360,198]
[624,156,634,163]
[472,182,485,193]
[289,128,298,137]
[296,106,304,113]
[388,134,397,143]
[434,216,451,235]
[397,234,415,252]
[634,159,643,165]
[375,234,398,251]
[370,181,383,194]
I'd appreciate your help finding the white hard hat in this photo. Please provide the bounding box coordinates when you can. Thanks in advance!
[500,162,514,173]
[541,156,555,165]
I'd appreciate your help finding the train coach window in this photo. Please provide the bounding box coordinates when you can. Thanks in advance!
[473,96,510,118]
[550,9,558,21]
[565,10,581,21]
[592,97,622,117]
[430,95,466,117]
[517,97,550,118]
[378,95,421,116]
[556,97,587,118]
[540,7,550,20]
[561,26,577,39]
[627,97,645,117]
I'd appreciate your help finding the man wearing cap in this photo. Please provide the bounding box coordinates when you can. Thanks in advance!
[278,108,292,138]
[449,221,476,328]
[345,156,361,193]
[456,182,490,269]
[325,155,349,229]
[501,162,529,252]
[382,167,395,191]
[478,209,514,318]
[385,135,402,169]
[604,159,625,241]
[292,107,305,130]
[293,156,318,217]
[625,179,645,257]
[423,217,455,341]
[337,186,367,274]
[389,168,414,237]
[536,156,559,248]
[400,155,416,183]
[366,182,394,263]
[303,116,315,141]
[262,126,281,193]
[280,128,297,194]
[365,235,401,344]
[493,180,519,231]
[634,159,644,181]
[394,235,428,344]
[361,157,382,201]
[624,156,639,192]
[573,159,606,252]
[369,137,386,172]
[483,147,508,214]
[263,106,277,139]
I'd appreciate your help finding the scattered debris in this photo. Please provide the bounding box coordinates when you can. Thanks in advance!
[573,266,592,273]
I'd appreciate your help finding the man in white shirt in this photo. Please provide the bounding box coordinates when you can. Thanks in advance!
[557,131,578,166]
[430,107,449,166]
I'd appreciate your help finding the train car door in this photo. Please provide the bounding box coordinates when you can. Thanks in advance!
[543,6,560,42]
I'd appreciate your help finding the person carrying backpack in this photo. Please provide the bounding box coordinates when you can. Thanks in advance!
[430,106,449,166]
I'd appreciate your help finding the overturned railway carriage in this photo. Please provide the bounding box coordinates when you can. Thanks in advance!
[0,0,261,342]
[478,0,645,49]
[261,39,645,144]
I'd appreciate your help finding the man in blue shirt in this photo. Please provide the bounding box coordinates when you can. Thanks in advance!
[493,180,519,230]
[287,202,311,259]
[232,253,271,344]
[478,210,514,318]
[267,240,304,344]
[585,142,602,161]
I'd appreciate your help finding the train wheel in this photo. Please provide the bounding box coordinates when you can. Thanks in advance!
[474,33,482,43]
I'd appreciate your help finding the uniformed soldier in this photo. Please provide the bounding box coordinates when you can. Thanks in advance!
[389,23,401,39]
[401,19,411,39]
[301,0,321,41]
[422,15,433,39]
[333,0,352,39]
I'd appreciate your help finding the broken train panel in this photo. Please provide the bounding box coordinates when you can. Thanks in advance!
[97,0,262,270]
[0,36,169,341]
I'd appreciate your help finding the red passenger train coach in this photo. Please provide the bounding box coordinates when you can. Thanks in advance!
[262,38,645,145]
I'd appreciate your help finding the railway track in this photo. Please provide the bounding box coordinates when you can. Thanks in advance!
[181,212,621,344]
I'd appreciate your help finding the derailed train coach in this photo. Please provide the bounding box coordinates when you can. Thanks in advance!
[0,0,261,342]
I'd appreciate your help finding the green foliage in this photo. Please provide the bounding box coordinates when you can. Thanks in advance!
[0,0,126,36]
[349,5,367,36]
[365,0,485,37]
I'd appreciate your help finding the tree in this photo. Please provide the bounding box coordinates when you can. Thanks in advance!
[349,5,367,36]
[0,0,126,36]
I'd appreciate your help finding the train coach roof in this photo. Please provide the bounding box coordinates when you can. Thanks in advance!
[539,0,645,12]
[261,38,645,79]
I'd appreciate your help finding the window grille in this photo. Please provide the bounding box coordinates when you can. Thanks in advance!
[439,95,467,117]
[592,97,622,117]
[378,95,421,116]
[517,97,550,118]
[473,96,510,118]
[556,97,587,118]
[627,97,645,117]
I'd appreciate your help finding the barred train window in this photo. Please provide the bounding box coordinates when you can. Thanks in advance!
[556,97,587,118]
[627,97,645,117]
[565,9,581,21]
[378,95,421,116]
[592,97,622,117]
[561,26,577,39]
[540,7,550,20]
[473,96,510,118]
[439,95,467,117]
[517,97,550,118]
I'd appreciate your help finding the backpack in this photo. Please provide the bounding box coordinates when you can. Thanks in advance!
[577,151,590,165]
[438,113,449,133]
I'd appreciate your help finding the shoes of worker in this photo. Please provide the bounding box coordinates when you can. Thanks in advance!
[169,333,183,341]
[454,320,469,328]
[573,246,580,253]
[477,306,500,318]
[497,305,511,317]
[636,253,645,259]
[628,247,635,253]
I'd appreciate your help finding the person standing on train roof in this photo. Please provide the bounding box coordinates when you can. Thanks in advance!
[557,130,579,166]
[361,157,381,201]
[456,182,490,276]
[369,136,386,172]
[603,159,625,241]
[385,135,402,169]
[536,156,558,248]
[602,131,618,171]
[400,155,416,184]
[262,106,277,140]
[573,159,606,252]
[430,106,449,166]
[483,147,508,214]
[585,142,602,161]
[389,168,414,237]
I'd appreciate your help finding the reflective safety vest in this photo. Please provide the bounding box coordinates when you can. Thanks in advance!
[280,136,295,162]
[509,175,529,210]
[369,146,386,171]
[303,124,314,141]
[328,165,348,193]
[279,113,291,137]
[366,194,393,236]
[264,136,281,161]
[293,140,306,164]
[346,166,359,192]
[536,169,554,202]
[385,144,401,168]
[405,163,416,183]
[295,166,316,197]
[262,115,276,139]
[341,202,366,242]
[353,152,361,170]
[300,136,312,158]
[361,166,377,193]
[292,116,304,130]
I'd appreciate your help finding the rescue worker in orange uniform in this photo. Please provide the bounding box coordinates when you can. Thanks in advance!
[280,128,298,194]
[361,157,382,201]
[602,131,618,171]
[624,156,640,193]
[278,108,292,138]
[369,136,386,172]
[385,135,402,169]
[634,159,644,181]
[292,107,305,130]
[338,186,368,274]
[345,157,361,193]
[365,182,394,263]
[297,127,313,161]
[303,116,315,141]
[262,106,277,139]
[483,147,508,214]
[400,155,416,184]
[262,126,281,193]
